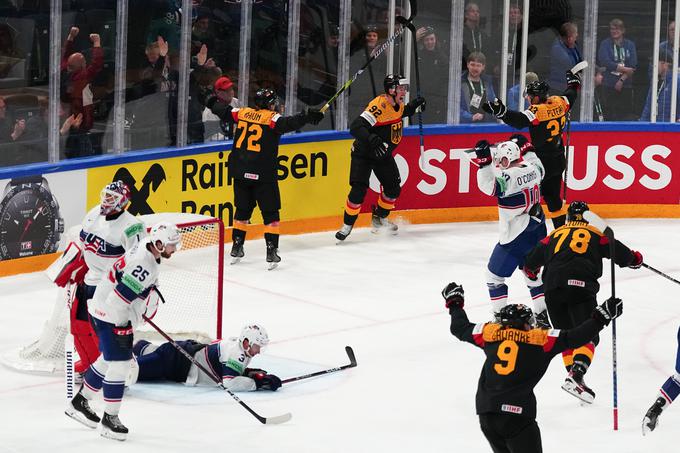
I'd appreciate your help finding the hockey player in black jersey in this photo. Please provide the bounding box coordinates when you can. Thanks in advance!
[523,201,643,403]
[444,281,622,453]
[483,70,580,228]
[202,87,324,269]
[335,74,425,241]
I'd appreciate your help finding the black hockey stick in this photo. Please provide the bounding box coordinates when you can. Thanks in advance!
[642,263,680,286]
[142,315,292,425]
[319,0,418,113]
[562,61,588,202]
[583,211,618,430]
[282,346,357,384]
[397,17,425,168]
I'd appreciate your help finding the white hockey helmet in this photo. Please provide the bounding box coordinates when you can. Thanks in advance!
[239,324,269,351]
[492,140,521,169]
[149,222,182,252]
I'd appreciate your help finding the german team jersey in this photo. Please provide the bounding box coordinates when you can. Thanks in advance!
[524,220,635,294]
[228,107,307,183]
[449,306,605,419]
[521,95,570,154]
[351,94,407,158]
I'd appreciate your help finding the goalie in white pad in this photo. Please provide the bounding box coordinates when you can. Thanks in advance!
[65,222,180,441]
[129,324,282,392]
[472,137,550,327]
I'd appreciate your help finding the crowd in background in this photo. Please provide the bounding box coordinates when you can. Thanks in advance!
[0,0,679,168]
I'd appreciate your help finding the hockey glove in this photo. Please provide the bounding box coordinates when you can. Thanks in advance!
[250,372,282,391]
[522,266,540,282]
[442,282,465,309]
[368,134,388,158]
[566,70,582,90]
[112,323,134,350]
[482,98,507,118]
[629,250,643,269]
[509,134,535,155]
[408,96,427,112]
[305,108,324,125]
[473,139,492,168]
[592,297,623,325]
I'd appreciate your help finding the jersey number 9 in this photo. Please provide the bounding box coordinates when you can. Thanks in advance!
[494,340,519,375]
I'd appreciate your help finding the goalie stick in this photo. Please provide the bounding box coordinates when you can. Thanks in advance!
[583,210,618,431]
[319,0,418,113]
[282,346,357,384]
[142,315,291,425]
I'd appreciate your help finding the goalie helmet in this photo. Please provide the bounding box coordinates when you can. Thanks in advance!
[149,222,182,252]
[492,140,521,169]
[100,180,130,215]
[567,200,590,222]
[239,324,269,350]
[499,304,535,330]
[383,74,409,94]
[254,87,278,110]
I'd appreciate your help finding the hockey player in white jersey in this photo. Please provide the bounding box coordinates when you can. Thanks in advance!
[473,136,550,327]
[71,181,144,375]
[130,324,282,392]
[65,222,181,441]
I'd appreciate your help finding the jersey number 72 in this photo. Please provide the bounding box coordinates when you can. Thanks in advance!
[235,121,263,152]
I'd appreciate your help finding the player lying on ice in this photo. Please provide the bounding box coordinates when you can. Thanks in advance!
[129,324,282,392]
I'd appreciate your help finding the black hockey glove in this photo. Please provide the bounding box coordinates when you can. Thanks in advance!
[250,371,282,391]
[509,134,534,155]
[368,134,388,158]
[473,139,492,168]
[408,96,426,112]
[592,297,623,326]
[482,98,506,118]
[566,70,582,89]
[442,282,464,309]
[305,108,324,125]
[629,250,643,269]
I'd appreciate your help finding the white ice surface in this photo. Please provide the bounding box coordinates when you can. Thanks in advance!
[1,219,679,452]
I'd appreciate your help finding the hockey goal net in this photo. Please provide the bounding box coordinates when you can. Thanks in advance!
[0,213,224,374]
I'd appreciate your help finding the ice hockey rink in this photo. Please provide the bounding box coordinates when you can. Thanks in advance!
[1,218,679,453]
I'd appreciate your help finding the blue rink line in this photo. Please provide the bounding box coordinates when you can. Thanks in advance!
[2,122,679,180]
[126,353,347,406]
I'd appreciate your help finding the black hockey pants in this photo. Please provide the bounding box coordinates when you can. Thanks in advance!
[479,413,542,453]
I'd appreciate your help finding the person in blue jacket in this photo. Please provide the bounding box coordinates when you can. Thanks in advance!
[460,51,497,123]
[640,51,680,122]
[597,18,638,120]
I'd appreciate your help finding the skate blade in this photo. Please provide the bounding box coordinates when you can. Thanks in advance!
[101,427,127,441]
[65,408,98,429]
[267,262,279,271]
[561,382,594,404]
[230,257,242,265]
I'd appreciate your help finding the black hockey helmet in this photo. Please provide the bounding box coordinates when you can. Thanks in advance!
[567,200,590,222]
[254,87,278,110]
[499,304,535,330]
[525,80,550,100]
[383,74,409,94]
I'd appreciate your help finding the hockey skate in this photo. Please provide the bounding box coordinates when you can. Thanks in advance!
[535,310,551,329]
[100,413,128,441]
[371,213,398,234]
[335,224,353,242]
[65,389,100,429]
[230,238,245,265]
[266,243,281,270]
[561,363,595,404]
[642,397,667,435]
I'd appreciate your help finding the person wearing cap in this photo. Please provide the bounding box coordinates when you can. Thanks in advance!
[640,50,680,122]
[416,26,447,120]
[202,75,240,140]
[507,72,538,111]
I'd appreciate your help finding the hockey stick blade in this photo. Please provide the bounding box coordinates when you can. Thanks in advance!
[282,346,358,384]
[264,412,293,425]
[570,60,589,74]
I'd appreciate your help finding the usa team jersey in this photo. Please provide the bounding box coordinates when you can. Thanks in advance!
[477,152,545,244]
[79,206,145,286]
[185,339,258,391]
[89,239,160,326]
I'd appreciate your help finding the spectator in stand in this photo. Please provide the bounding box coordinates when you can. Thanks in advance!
[598,18,638,121]
[549,22,582,93]
[60,26,103,158]
[660,21,677,64]
[191,8,216,57]
[0,96,27,143]
[416,26,448,121]
[364,24,379,56]
[141,37,169,91]
[462,2,491,70]
[187,44,218,144]
[593,66,606,122]
[460,51,496,124]
[492,4,527,87]
[507,72,538,111]
[203,75,240,141]
[640,51,680,122]
[0,23,24,79]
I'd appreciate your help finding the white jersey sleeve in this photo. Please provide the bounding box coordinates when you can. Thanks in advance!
[89,240,160,326]
[185,339,257,390]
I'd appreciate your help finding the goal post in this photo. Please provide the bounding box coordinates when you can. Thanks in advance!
[0,213,225,374]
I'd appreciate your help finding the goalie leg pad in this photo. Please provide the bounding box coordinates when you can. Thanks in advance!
[70,284,100,373]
